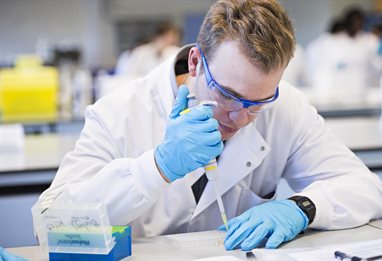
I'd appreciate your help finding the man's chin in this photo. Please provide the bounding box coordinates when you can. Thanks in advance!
[219,123,239,141]
[220,129,237,141]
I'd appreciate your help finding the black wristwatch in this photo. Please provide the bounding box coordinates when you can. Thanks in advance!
[288,196,316,224]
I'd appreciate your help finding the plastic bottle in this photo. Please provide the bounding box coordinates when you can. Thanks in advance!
[72,69,92,120]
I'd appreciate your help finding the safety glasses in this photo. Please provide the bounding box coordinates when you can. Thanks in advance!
[196,45,279,115]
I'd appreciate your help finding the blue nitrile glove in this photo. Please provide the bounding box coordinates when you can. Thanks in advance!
[154,85,223,182]
[219,199,309,251]
[0,247,28,261]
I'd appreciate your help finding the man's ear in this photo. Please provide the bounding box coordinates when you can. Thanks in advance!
[188,47,201,77]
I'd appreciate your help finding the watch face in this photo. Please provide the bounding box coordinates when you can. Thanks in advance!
[289,196,316,224]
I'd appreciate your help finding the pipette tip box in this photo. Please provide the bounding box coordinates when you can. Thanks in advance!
[48,226,131,261]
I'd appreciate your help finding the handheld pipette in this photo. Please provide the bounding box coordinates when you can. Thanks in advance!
[204,158,229,231]
[180,95,229,231]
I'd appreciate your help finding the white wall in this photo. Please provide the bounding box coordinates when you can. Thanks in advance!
[0,0,116,68]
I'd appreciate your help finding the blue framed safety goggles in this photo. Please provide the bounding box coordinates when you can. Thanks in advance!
[196,44,279,115]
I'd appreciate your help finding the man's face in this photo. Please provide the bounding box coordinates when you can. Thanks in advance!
[192,41,285,141]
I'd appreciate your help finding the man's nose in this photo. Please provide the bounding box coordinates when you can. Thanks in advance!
[228,108,250,127]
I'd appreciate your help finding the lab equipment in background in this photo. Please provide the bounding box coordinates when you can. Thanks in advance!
[58,63,73,119]
[32,201,131,261]
[54,45,93,120]
[0,124,24,151]
[0,55,58,123]
[35,35,52,64]
[0,124,26,174]
[72,69,92,120]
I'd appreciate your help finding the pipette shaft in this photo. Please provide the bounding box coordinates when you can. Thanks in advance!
[181,96,228,230]
[204,159,229,231]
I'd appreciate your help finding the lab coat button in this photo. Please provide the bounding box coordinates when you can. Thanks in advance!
[246,162,251,167]
[260,145,265,151]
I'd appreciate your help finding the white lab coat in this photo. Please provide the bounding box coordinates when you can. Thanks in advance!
[34,45,382,238]
[115,42,180,78]
[305,32,381,102]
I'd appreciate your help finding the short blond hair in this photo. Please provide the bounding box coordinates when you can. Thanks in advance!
[197,0,295,73]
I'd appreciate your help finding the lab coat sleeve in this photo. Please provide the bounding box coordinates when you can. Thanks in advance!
[282,90,382,230]
[36,106,169,226]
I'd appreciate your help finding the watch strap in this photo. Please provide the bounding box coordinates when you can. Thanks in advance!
[288,196,316,224]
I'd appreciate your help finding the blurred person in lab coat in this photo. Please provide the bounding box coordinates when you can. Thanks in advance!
[115,21,181,78]
[304,19,344,87]
[370,24,382,85]
[371,24,382,55]
[305,8,381,102]
[33,0,382,251]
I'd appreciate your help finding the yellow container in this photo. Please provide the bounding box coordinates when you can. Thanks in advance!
[0,58,58,123]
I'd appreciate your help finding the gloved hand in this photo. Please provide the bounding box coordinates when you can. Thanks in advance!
[154,85,223,182]
[219,199,309,251]
[0,247,28,261]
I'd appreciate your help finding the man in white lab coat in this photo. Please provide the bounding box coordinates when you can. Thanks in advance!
[33,0,382,251]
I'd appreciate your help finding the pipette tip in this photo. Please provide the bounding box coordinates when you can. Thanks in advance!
[221,212,229,231]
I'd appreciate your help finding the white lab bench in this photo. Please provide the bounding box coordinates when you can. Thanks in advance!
[301,86,381,118]
[325,117,382,172]
[0,134,79,247]
[0,134,79,188]
[6,219,382,261]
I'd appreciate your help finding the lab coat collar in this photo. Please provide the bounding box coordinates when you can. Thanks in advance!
[192,122,270,219]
